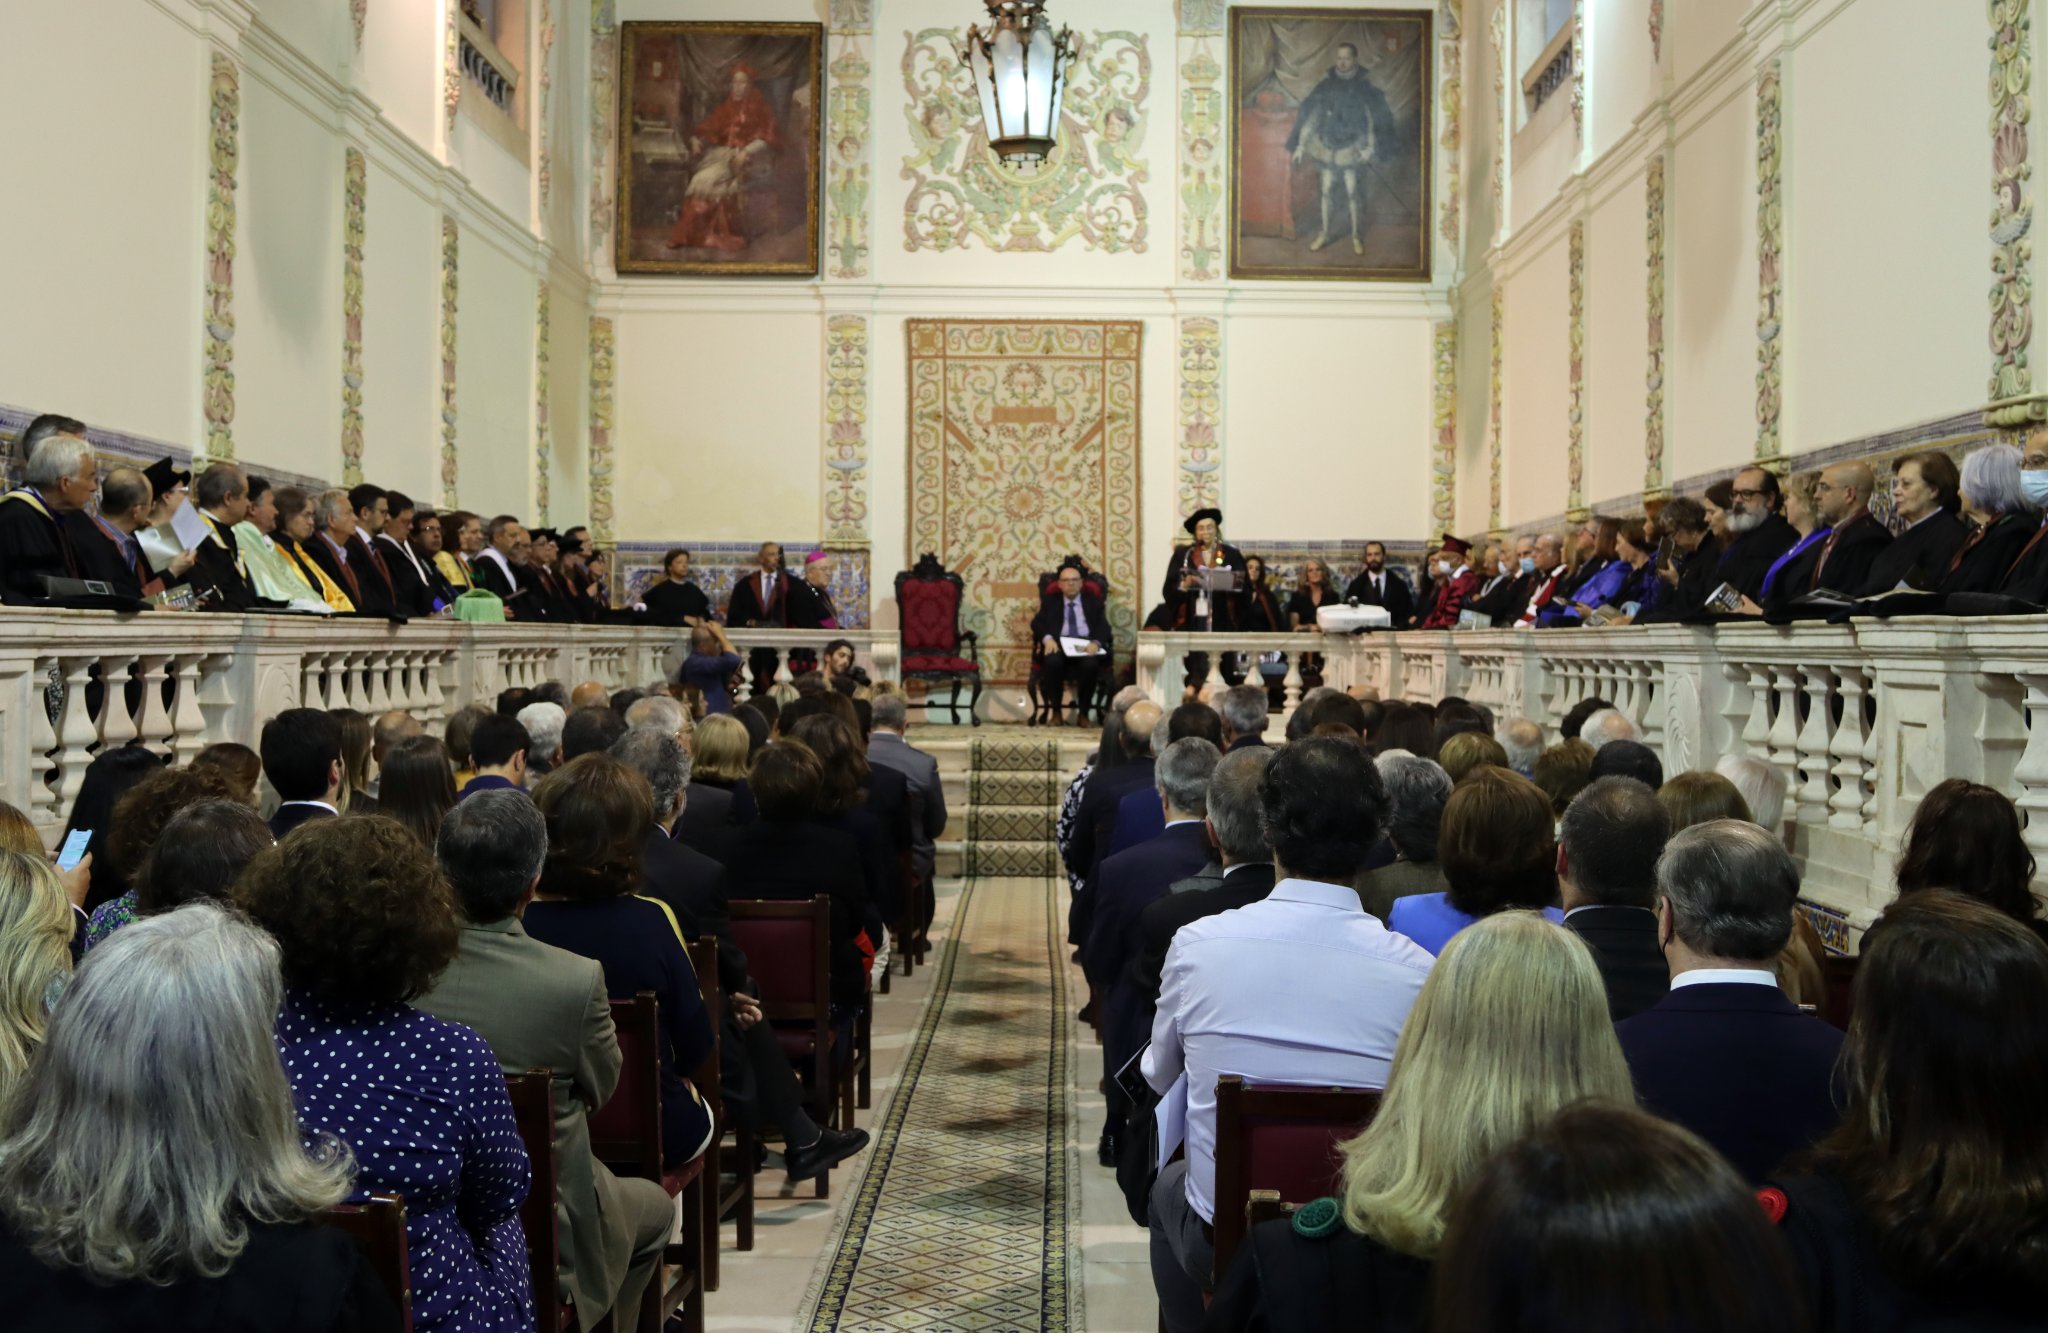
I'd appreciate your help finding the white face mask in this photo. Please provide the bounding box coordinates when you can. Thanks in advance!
[1437,559,1453,575]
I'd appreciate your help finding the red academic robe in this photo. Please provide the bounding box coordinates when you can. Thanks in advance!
[1420,566,1481,629]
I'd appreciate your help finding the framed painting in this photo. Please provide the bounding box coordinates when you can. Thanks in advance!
[616,21,824,276]
[1229,7,1434,281]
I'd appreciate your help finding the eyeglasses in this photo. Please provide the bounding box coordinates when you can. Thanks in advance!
[1730,488,1766,501]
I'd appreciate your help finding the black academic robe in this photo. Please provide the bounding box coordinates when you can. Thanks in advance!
[1857,510,1968,596]
[1470,570,1536,625]
[1640,534,1723,624]
[375,534,435,616]
[1242,580,1285,632]
[304,534,369,613]
[1162,542,1250,630]
[190,513,257,612]
[343,532,396,616]
[515,564,570,622]
[727,569,791,627]
[0,490,80,601]
[413,542,458,610]
[1938,510,2036,595]
[64,513,155,599]
[1997,518,2048,605]
[787,578,840,630]
[470,550,520,604]
[1560,553,1616,601]
[1342,567,1415,627]
[1716,514,1802,602]
[1804,511,1893,598]
[642,579,710,626]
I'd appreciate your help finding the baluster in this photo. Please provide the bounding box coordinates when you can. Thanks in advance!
[133,654,174,756]
[301,654,326,710]
[365,651,394,714]
[1794,665,1835,822]
[2010,673,2048,858]
[772,645,794,692]
[52,656,100,819]
[325,655,350,711]
[1827,667,1872,831]
[1281,652,1303,716]
[1859,684,1880,831]
[1736,663,1773,762]
[97,653,140,748]
[1766,666,1802,806]
[169,655,209,768]
[731,658,754,709]
[26,657,59,822]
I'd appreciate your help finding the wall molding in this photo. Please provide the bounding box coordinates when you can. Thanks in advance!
[202,52,240,466]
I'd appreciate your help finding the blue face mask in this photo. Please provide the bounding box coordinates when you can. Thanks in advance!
[1519,556,1537,574]
[2023,469,2048,509]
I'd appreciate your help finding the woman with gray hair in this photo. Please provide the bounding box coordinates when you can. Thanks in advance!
[1357,754,1454,922]
[1940,442,2036,593]
[0,903,395,1328]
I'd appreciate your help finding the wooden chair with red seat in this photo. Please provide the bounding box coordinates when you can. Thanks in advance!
[316,1193,413,1332]
[1209,1076,1382,1284]
[1027,556,1113,727]
[587,991,708,1333]
[895,553,981,726]
[504,1070,575,1332]
[686,936,753,1288]
[727,896,847,1199]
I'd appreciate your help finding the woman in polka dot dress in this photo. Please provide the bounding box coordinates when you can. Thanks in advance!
[237,816,535,1333]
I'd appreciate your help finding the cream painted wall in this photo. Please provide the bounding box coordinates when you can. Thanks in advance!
[1585,169,1650,507]
[1783,0,1983,450]
[1501,232,1569,525]
[1665,89,1756,487]
[0,0,582,533]
[610,306,825,543]
[0,1,203,446]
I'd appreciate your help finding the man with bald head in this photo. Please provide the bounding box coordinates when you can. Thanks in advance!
[1803,460,1890,596]
[1066,699,1165,950]
[569,680,610,712]
[67,466,197,599]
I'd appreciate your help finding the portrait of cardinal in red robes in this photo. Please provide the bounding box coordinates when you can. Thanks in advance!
[666,62,782,252]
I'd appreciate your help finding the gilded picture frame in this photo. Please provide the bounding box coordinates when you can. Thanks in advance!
[615,21,824,277]
[1229,6,1434,282]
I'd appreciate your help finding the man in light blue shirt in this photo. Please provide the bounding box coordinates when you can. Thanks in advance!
[1143,737,1434,1332]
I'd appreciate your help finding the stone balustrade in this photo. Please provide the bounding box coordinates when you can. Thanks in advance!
[1144,618,2048,945]
[2,613,897,841]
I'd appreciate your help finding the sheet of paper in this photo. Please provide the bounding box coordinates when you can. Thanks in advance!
[168,498,209,553]
[1059,636,1099,657]
[1154,1071,1188,1170]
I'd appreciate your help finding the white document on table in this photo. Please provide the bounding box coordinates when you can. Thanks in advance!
[1059,636,1101,657]
[1154,1071,1189,1170]
[169,499,210,553]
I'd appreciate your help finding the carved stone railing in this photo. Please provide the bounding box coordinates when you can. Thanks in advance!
[0,613,899,840]
[1140,617,2048,943]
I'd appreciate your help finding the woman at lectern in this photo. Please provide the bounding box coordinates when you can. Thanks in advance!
[1162,508,1250,633]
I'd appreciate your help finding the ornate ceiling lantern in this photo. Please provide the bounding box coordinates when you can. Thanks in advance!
[959,0,1077,167]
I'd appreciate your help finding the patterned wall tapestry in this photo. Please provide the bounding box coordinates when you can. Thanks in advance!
[907,321,1142,684]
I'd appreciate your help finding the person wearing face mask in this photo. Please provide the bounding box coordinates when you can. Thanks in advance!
[1998,427,2048,605]
[1470,534,1538,626]
[1513,533,1570,628]
[1938,442,2037,595]
[1418,535,1479,629]
[1344,541,1416,627]
[1856,453,1967,595]
[1712,467,1801,603]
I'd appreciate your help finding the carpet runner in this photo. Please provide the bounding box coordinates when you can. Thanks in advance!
[799,737,1081,1332]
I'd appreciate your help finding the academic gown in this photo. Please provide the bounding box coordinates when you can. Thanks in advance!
[641,579,710,627]
[190,513,258,611]
[0,490,80,601]
[1938,510,2036,595]
[1857,511,1968,595]
[1162,542,1250,630]
[343,533,397,616]
[1998,517,2048,605]
[64,512,157,600]
[1803,511,1893,598]
[1716,514,1802,603]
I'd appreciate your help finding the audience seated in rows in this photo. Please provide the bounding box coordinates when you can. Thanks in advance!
[1388,767,1565,955]
[1203,912,1633,1332]
[235,816,535,1331]
[1893,777,2048,947]
[1145,738,1435,1332]
[81,766,242,948]
[84,798,268,953]
[1109,702,1226,857]
[380,735,459,848]
[0,903,398,1331]
[260,708,344,838]
[1356,753,1452,922]
[1557,776,1672,1021]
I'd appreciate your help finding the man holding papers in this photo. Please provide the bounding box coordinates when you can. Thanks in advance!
[1032,562,1113,727]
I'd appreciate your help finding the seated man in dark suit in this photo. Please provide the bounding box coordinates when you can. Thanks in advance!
[1109,702,1224,857]
[1343,541,1414,627]
[374,490,438,616]
[1558,775,1672,1021]
[1084,736,1222,1166]
[1355,753,1452,922]
[1213,684,1270,752]
[610,726,868,1183]
[417,792,673,1329]
[1065,699,1163,947]
[1801,462,1891,597]
[0,432,96,601]
[66,466,195,599]
[1616,819,1845,1180]
[1716,466,1802,604]
[1031,563,1114,726]
[260,708,344,838]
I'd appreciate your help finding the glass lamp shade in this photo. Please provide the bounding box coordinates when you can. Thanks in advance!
[960,1,1072,166]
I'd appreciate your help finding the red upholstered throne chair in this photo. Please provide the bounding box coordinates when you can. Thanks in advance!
[1027,556,1112,728]
[895,554,982,726]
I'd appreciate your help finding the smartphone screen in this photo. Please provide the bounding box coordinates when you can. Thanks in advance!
[56,829,90,872]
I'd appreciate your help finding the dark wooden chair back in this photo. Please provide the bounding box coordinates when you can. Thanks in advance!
[317,1193,412,1331]
[1211,1076,1382,1282]
[728,897,831,1022]
[588,991,664,1183]
[1245,1188,1298,1233]
[504,1070,572,1331]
